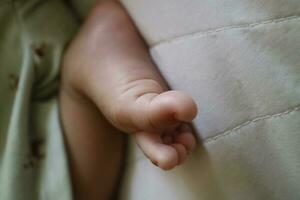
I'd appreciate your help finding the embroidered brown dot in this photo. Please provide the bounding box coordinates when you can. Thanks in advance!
[23,163,29,170]
[8,73,19,90]
[32,43,46,58]
[30,138,45,160]
[32,43,47,65]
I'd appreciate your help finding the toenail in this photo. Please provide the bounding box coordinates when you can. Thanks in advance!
[151,160,158,166]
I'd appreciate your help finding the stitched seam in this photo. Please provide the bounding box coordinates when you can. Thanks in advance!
[128,105,300,164]
[205,105,300,144]
[129,105,300,164]
[152,15,300,48]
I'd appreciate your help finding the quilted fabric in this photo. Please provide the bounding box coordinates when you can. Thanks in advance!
[119,1,300,199]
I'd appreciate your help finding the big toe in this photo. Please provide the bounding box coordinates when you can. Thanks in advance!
[148,91,197,130]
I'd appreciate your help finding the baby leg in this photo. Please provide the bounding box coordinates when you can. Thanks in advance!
[61,1,197,173]
[60,83,125,200]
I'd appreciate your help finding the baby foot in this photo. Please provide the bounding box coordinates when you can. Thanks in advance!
[111,81,197,170]
[61,1,198,170]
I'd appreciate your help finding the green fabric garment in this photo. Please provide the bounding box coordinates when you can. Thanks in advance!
[0,0,78,199]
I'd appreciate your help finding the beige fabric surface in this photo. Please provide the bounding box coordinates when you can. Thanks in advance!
[119,1,300,199]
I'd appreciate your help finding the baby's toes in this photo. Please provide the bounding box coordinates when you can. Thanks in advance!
[135,131,179,170]
[174,124,197,152]
[155,146,180,170]
[171,143,188,165]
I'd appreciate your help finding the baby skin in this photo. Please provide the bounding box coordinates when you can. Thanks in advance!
[60,1,197,199]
